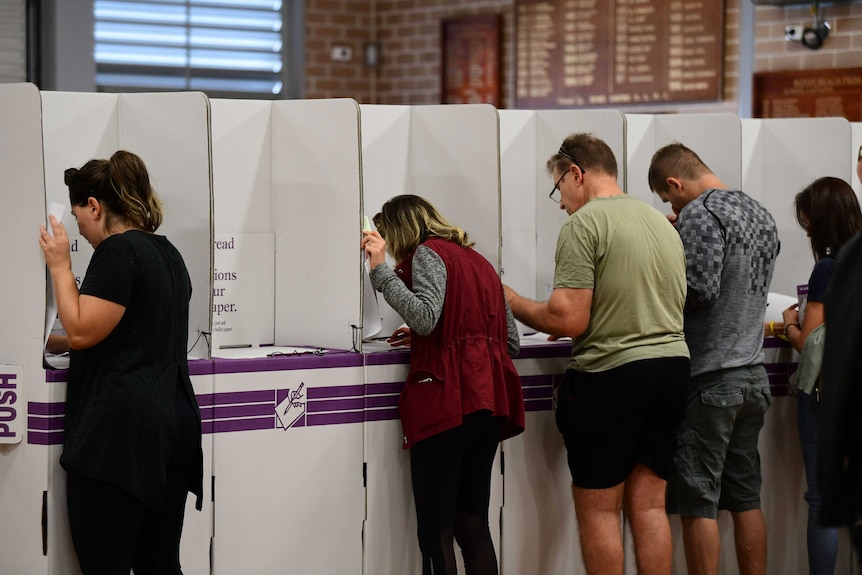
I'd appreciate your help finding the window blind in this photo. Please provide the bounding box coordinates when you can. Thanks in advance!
[94,0,284,96]
[0,0,27,83]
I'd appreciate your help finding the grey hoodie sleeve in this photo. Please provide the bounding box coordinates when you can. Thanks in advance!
[369,245,445,337]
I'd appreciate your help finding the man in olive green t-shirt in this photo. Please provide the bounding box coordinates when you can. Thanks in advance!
[505,133,689,575]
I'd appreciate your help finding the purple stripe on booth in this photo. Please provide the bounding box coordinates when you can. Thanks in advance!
[28,430,64,445]
[516,343,571,360]
[307,398,365,413]
[307,411,364,426]
[45,359,215,382]
[45,369,67,383]
[520,374,554,387]
[366,382,403,395]
[526,399,553,412]
[523,387,553,400]
[212,390,273,405]
[365,408,400,422]
[29,401,65,416]
[366,395,399,409]
[189,359,214,376]
[211,417,275,433]
[28,416,64,431]
[201,420,214,434]
[196,393,215,407]
[364,350,411,366]
[307,385,364,400]
[212,352,362,374]
[209,404,275,419]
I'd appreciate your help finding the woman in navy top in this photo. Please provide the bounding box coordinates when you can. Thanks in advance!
[780,177,862,575]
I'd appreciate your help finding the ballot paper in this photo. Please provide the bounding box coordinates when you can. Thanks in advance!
[44,202,66,347]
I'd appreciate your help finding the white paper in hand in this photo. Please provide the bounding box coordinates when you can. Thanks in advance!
[44,201,67,346]
[46,201,65,236]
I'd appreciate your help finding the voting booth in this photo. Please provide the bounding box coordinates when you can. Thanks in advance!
[359,103,505,574]
[35,90,215,574]
[741,117,856,575]
[208,98,366,574]
[4,86,862,574]
[494,109,626,574]
[0,83,52,574]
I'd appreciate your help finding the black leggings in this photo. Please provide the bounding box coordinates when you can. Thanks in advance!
[410,411,504,575]
[66,392,200,575]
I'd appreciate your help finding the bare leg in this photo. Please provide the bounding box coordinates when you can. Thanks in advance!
[732,509,767,575]
[572,482,625,575]
[623,464,672,575]
[681,516,720,575]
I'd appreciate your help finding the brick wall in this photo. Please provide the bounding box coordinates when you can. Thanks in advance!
[303,0,862,114]
[754,2,862,72]
[304,0,375,101]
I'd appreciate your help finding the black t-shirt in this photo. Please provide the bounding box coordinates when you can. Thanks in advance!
[63,230,202,508]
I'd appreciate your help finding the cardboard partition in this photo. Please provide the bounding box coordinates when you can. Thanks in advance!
[625,113,741,207]
[272,99,362,351]
[361,352,506,575]
[503,349,584,574]
[499,110,538,305]
[359,104,502,344]
[358,105,412,339]
[40,91,214,359]
[741,118,852,297]
[210,99,275,349]
[38,90,214,573]
[0,82,51,574]
[210,355,365,574]
[533,110,625,305]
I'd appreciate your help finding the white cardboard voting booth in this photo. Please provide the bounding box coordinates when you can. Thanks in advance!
[741,117,856,575]
[208,98,366,574]
[496,109,626,575]
[0,83,52,575]
[359,104,505,575]
[4,88,862,575]
[36,90,215,575]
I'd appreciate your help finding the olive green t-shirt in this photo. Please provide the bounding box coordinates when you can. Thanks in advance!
[554,195,689,372]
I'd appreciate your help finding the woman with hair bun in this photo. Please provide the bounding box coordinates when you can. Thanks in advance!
[39,150,203,575]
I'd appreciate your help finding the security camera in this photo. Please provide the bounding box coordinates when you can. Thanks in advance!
[785,20,830,50]
[784,25,803,42]
[802,20,830,50]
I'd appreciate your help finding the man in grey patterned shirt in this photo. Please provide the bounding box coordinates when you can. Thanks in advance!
[649,143,780,575]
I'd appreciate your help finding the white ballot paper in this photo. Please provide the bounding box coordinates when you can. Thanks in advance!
[44,202,66,347]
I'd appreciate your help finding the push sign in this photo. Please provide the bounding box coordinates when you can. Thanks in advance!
[0,366,24,444]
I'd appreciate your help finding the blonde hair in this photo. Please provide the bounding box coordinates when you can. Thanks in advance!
[372,195,474,263]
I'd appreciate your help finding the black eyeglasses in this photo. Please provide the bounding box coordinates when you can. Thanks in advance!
[549,170,568,203]
[549,147,585,203]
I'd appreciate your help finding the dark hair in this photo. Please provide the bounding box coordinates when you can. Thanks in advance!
[372,195,473,263]
[64,150,163,232]
[546,133,618,179]
[795,176,862,260]
[648,142,713,194]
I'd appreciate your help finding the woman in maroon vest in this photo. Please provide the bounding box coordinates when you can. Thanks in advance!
[362,195,525,575]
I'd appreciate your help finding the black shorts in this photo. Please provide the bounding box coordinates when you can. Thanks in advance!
[555,356,690,489]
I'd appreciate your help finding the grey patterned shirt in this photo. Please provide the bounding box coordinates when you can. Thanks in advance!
[677,189,779,377]
[370,245,520,358]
